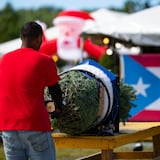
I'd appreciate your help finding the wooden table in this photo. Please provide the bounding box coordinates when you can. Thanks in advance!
[52,122,160,160]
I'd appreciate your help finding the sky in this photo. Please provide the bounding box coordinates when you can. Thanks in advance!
[1,0,127,10]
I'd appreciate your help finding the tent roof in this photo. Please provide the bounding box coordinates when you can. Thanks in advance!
[83,8,128,35]
[83,6,160,46]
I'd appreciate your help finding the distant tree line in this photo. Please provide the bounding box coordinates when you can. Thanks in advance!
[0,0,158,43]
[0,3,62,43]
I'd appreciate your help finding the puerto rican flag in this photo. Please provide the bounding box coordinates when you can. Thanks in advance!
[120,54,160,121]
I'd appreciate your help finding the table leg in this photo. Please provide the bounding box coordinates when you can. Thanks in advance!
[101,149,113,160]
[153,134,160,158]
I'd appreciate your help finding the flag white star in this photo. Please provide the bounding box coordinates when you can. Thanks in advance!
[132,77,150,97]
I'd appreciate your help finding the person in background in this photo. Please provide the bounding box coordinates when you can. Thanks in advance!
[0,21,62,160]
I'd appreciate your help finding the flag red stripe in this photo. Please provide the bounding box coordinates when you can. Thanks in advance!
[130,54,160,67]
[129,110,160,122]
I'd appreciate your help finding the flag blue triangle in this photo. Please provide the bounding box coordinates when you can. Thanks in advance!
[122,55,160,116]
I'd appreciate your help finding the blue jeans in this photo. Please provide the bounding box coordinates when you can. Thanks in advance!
[2,131,56,160]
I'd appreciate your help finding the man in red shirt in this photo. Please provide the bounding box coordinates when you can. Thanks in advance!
[0,22,62,160]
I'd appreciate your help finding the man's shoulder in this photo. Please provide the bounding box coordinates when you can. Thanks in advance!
[38,51,53,61]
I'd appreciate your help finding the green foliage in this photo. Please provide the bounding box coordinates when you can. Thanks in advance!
[119,80,137,122]
[121,0,152,13]
[0,3,62,43]
[17,8,61,27]
[99,53,119,75]
[52,71,99,135]
[0,3,21,42]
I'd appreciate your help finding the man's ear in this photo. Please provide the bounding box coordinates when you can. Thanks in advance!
[33,36,42,50]
[36,35,42,44]
[20,34,23,40]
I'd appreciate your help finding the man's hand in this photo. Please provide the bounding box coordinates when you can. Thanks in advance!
[46,101,55,113]
[50,108,62,119]
[45,101,62,119]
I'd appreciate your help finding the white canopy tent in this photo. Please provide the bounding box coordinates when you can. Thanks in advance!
[83,5,160,46]
[0,38,21,56]
[83,8,128,36]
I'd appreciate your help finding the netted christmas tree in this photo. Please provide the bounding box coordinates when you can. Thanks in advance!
[52,70,100,135]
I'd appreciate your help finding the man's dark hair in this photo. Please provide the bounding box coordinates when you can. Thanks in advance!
[20,21,43,40]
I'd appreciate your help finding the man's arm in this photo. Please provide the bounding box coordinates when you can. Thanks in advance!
[48,83,63,111]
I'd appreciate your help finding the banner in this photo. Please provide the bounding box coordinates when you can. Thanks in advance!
[120,54,160,121]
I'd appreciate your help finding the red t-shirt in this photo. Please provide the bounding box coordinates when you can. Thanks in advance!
[0,48,60,131]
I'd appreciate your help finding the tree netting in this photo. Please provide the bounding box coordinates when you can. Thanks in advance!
[52,70,100,135]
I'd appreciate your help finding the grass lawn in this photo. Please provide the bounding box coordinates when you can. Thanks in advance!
[0,143,5,160]
[0,141,153,160]
[0,143,98,160]
[56,148,100,160]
